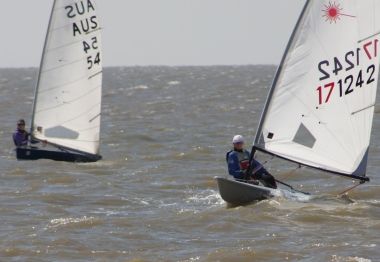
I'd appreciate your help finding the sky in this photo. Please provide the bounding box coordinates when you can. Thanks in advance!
[0,0,305,68]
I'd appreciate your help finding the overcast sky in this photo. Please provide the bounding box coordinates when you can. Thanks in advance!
[0,0,304,67]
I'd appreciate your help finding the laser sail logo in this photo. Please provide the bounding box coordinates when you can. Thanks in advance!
[322,2,356,23]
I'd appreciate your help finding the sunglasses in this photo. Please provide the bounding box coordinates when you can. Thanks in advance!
[18,124,25,126]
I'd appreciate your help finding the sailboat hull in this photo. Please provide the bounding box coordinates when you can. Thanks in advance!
[214,176,274,204]
[15,147,102,163]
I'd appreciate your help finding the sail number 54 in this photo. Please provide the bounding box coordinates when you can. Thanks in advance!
[87,53,100,69]
[82,37,100,69]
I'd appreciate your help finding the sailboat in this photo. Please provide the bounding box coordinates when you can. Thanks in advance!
[15,0,103,163]
[215,0,380,204]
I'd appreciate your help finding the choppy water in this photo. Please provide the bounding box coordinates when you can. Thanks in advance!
[1,66,380,261]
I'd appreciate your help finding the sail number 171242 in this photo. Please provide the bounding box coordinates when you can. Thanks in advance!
[316,39,378,105]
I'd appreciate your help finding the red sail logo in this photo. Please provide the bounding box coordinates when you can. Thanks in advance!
[322,2,356,23]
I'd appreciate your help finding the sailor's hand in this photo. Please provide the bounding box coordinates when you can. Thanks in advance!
[249,177,259,185]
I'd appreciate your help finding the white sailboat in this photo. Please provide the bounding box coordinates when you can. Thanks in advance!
[15,0,103,162]
[216,0,380,204]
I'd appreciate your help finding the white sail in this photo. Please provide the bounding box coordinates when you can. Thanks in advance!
[31,0,102,155]
[254,0,380,177]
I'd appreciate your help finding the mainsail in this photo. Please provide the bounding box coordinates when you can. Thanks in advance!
[31,0,102,156]
[253,0,380,179]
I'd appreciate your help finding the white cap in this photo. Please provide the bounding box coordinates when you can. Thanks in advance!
[232,135,244,143]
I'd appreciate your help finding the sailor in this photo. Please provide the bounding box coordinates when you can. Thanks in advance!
[13,119,29,147]
[226,135,277,189]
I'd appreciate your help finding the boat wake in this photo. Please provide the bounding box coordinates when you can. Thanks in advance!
[185,188,225,207]
[308,193,355,205]
[273,188,311,203]
[274,188,355,205]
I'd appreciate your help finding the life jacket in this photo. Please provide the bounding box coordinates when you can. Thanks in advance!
[226,149,250,172]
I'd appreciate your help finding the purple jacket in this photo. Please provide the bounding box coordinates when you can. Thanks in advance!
[13,130,28,146]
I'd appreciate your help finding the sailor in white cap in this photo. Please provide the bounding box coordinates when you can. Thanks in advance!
[226,135,277,188]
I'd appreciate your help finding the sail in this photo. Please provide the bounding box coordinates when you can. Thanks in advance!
[31,0,102,155]
[254,0,380,177]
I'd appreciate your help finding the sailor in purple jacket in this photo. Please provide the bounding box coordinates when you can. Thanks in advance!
[13,119,29,147]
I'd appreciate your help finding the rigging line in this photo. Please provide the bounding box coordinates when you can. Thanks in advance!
[280,165,300,182]
[337,180,365,195]
[274,179,310,195]
[278,181,310,195]
[249,156,275,180]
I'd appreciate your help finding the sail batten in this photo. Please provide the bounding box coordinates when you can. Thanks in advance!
[351,104,375,115]
[253,0,380,178]
[358,32,380,43]
[38,70,101,93]
[89,70,102,79]
[86,28,102,35]
[34,85,101,112]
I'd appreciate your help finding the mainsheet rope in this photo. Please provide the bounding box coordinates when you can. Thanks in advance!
[337,180,365,196]
[280,166,300,182]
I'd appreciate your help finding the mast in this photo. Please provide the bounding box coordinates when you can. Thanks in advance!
[29,0,57,143]
[246,1,312,181]
[253,0,311,149]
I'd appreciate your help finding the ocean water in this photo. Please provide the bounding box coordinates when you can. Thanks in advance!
[1,66,380,261]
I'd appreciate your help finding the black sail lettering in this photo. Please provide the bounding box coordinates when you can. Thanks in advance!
[87,0,95,12]
[90,16,98,29]
[73,23,81,36]
[81,19,90,33]
[75,1,85,15]
[65,5,75,18]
